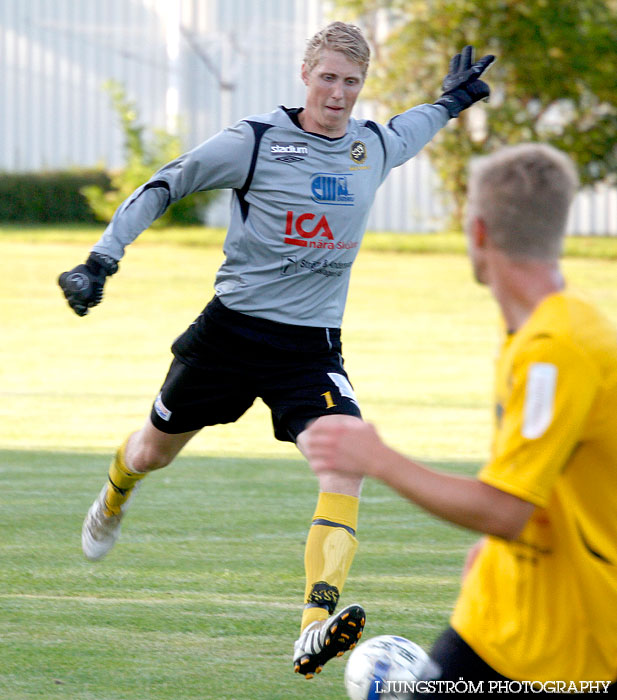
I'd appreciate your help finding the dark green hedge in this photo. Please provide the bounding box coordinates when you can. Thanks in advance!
[0,170,218,225]
[0,170,112,223]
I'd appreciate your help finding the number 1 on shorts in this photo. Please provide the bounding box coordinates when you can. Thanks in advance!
[322,390,337,409]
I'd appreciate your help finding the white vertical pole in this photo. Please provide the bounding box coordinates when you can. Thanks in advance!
[164,0,181,134]
[220,33,232,129]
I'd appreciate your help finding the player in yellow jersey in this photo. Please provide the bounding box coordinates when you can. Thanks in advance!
[302,143,617,690]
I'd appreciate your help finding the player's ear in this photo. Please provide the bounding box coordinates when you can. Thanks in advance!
[471,216,488,249]
[301,63,310,85]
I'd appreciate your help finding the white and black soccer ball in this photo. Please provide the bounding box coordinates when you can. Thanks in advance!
[344,635,430,700]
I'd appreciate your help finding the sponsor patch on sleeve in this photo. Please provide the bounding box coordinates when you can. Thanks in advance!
[522,363,557,439]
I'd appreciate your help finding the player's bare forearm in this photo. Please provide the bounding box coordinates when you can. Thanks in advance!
[375,448,533,539]
[304,416,534,540]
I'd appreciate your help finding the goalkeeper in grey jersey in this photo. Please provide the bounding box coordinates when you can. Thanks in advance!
[58,21,494,679]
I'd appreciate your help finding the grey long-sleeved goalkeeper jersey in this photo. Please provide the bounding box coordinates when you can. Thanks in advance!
[92,103,448,327]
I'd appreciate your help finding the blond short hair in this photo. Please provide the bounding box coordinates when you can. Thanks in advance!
[468,144,579,261]
[304,21,370,78]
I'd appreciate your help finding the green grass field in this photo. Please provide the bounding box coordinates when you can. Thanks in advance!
[2,230,617,699]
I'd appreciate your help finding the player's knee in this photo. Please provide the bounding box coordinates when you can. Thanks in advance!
[128,440,175,472]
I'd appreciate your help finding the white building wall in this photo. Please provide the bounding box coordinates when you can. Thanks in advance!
[0,0,614,234]
[178,0,324,144]
[1,0,170,171]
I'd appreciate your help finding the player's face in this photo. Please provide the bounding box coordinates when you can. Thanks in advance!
[301,49,365,138]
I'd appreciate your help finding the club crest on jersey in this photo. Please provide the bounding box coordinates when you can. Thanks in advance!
[350,140,367,164]
[310,173,355,206]
[271,142,308,162]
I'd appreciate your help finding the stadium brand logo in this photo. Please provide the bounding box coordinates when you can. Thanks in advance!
[271,142,309,162]
[310,172,355,205]
[350,140,367,164]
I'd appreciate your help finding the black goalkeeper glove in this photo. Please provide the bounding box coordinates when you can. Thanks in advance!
[434,45,495,118]
[58,252,119,317]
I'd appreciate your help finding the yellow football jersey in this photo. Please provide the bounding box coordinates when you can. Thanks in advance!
[451,291,617,684]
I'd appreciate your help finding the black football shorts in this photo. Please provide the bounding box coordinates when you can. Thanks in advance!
[423,627,617,696]
[425,627,512,684]
[149,296,362,442]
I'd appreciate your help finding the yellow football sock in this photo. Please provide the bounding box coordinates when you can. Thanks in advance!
[104,437,147,516]
[301,491,359,631]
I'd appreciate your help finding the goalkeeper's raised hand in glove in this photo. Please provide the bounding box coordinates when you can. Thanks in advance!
[58,252,119,317]
[434,45,495,118]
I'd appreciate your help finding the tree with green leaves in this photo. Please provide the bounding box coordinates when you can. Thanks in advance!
[336,0,617,228]
[82,81,218,226]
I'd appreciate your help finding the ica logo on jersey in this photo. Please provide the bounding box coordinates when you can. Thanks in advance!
[310,173,355,205]
[284,211,358,250]
[284,211,333,248]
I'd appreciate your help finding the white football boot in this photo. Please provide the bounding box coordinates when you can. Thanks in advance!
[81,482,139,560]
[293,604,366,678]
